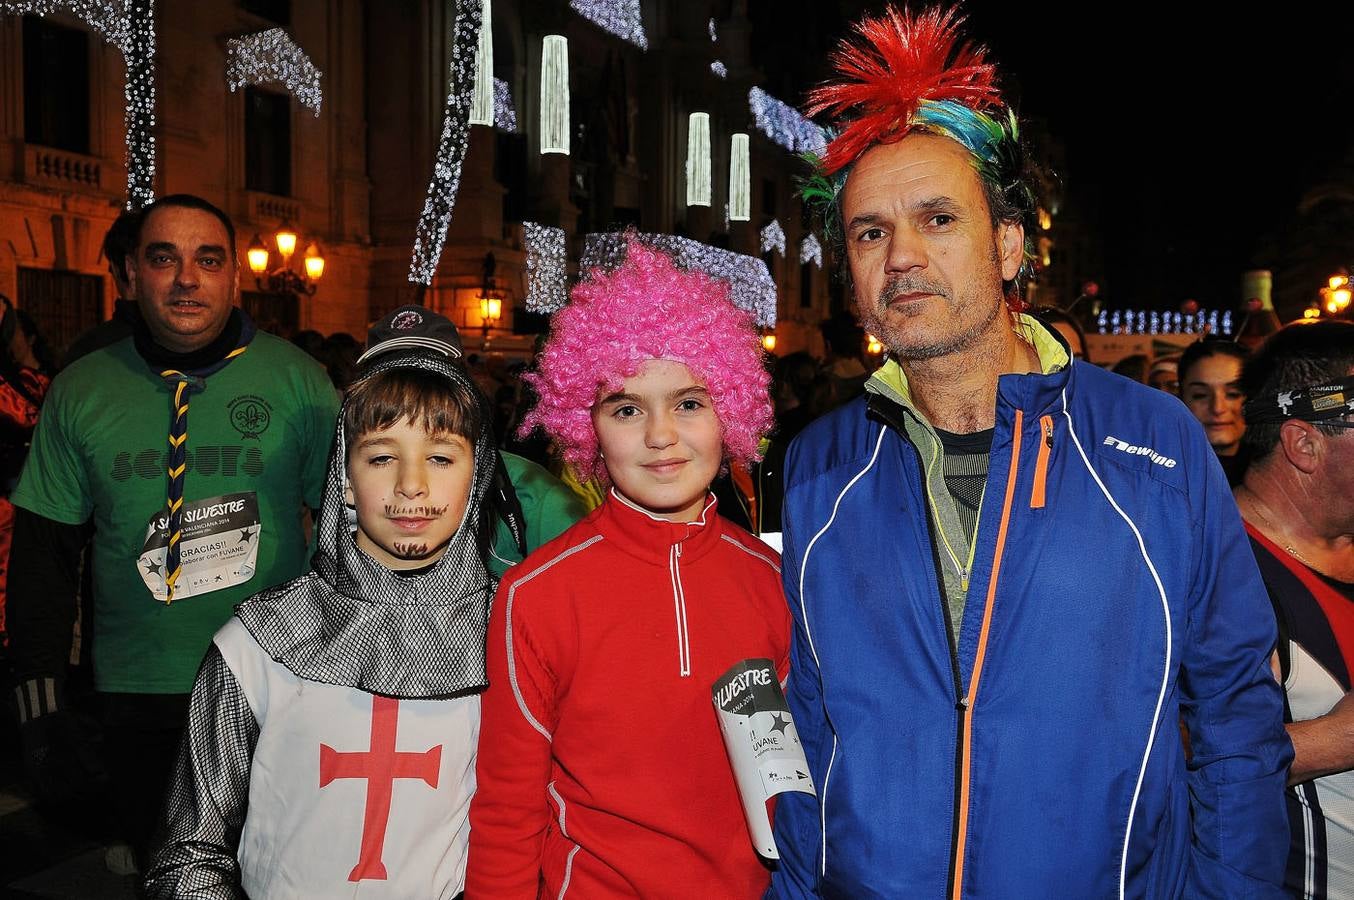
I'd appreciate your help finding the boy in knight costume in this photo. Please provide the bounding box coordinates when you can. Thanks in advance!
[145,306,495,899]
[466,239,790,897]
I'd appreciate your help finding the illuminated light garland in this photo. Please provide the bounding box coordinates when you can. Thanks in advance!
[748,86,826,154]
[469,0,492,126]
[582,232,778,327]
[523,221,568,312]
[710,60,727,79]
[539,34,569,155]
[728,133,750,222]
[800,233,822,268]
[760,219,786,256]
[568,0,647,50]
[226,28,323,116]
[709,17,717,41]
[407,0,482,286]
[493,77,517,132]
[686,112,711,207]
[3,0,157,208]
[1095,308,1234,336]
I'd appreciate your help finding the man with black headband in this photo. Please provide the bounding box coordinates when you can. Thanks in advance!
[5,194,338,866]
[1235,320,1354,898]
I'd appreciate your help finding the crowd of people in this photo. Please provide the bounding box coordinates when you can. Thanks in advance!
[1,4,1351,899]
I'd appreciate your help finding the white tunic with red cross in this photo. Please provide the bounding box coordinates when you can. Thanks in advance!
[215,617,478,900]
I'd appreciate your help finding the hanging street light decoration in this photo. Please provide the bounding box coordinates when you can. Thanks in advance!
[568,0,647,50]
[247,222,325,296]
[226,27,323,116]
[2,0,158,208]
[686,112,712,207]
[748,87,826,155]
[469,0,493,126]
[582,232,777,327]
[407,0,483,288]
[493,77,518,131]
[760,220,786,256]
[539,35,570,155]
[800,233,822,268]
[729,133,750,221]
[523,221,568,313]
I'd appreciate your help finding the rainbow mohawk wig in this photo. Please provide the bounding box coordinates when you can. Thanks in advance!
[520,238,773,482]
[806,6,1001,176]
[800,5,1038,303]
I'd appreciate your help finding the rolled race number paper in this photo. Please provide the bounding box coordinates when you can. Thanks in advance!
[712,657,815,859]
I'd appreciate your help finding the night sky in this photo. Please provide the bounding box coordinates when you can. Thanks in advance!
[755,2,1354,313]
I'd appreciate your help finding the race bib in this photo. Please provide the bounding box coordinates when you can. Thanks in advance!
[139,492,262,603]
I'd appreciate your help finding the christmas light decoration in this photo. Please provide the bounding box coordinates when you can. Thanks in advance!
[800,233,822,268]
[1095,308,1234,336]
[708,17,717,41]
[407,0,482,286]
[539,35,569,154]
[226,27,322,116]
[3,0,157,208]
[728,133,750,222]
[760,220,786,256]
[686,112,711,207]
[568,0,647,50]
[748,86,826,154]
[493,77,517,132]
[710,61,727,78]
[523,222,568,312]
[469,0,493,126]
[582,232,777,327]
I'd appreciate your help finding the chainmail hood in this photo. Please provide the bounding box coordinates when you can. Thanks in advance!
[235,350,496,698]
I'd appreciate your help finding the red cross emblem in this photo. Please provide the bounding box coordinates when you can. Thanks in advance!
[319,695,443,881]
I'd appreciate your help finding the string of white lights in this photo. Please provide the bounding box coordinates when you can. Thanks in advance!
[523,222,568,312]
[493,77,517,132]
[728,133,750,222]
[568,0,647,50]
[760,220,786,256]
[582,232,777,327]
[748,86,825,154]
[407,0,482,286]
[3,0,157,208]
[1096,309,1233,336]
[469,0,493,126]
[710,61,727,78]
[226,28,323,116]
[686,112,711,207]
[800,233,822,268]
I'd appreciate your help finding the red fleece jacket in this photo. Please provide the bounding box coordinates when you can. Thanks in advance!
[467,492,790,898]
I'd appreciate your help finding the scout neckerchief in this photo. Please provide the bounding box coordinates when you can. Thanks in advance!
[134,308,257,603]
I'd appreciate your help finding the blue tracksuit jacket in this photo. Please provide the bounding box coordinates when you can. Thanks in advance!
[769,355,1292,899]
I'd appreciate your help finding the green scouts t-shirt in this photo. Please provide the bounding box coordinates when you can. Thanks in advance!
[12,332,338,693]
[489,451,587,577]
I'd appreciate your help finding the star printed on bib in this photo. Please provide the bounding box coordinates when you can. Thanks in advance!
[237,526,258,544]
[143,558,164,577]
[768,712,791,737]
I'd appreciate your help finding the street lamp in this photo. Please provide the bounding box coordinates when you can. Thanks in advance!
[761,331,777,352]
[478,251,503,348]
[246,223,325,296]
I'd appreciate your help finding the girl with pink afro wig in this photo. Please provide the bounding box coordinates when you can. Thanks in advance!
[520,239,774,481]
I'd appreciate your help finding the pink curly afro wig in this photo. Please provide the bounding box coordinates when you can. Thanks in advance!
[520,239,774,481]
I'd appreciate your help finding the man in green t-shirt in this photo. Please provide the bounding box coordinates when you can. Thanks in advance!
[6,194,338,865]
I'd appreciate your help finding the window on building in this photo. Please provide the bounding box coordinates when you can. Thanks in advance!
[17,268,102,358]
[23,16,90,153]
[241,290,298,337]
[761,177,777,217]
[245,87,291,196]
[800,261,814,308]
[242,0,290,24]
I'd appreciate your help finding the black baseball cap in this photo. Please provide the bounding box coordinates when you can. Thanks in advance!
[358,304,464,364]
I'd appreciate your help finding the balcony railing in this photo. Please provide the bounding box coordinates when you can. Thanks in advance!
[24,145,103,190]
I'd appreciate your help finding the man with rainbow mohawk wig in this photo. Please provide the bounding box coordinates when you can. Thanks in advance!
[770,7,1291,898]
[467,239,790,898]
